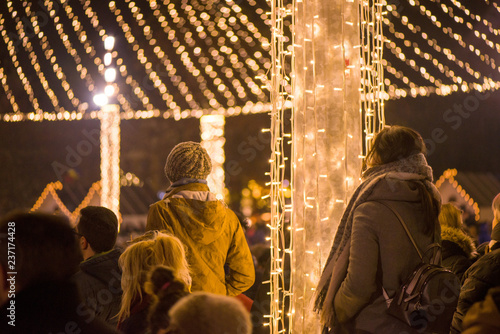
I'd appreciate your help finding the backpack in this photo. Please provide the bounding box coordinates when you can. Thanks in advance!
[377,201,461,334]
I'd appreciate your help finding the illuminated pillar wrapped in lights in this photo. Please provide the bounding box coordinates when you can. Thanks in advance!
[200,115,226,199]
[100,104,121,218]
[292,0,364,332]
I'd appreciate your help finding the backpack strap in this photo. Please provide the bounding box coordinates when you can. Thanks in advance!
[424,242,442,265]
[375,200,423,260]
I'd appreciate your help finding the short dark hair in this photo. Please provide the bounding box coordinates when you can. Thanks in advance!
[0,212,81,289]
[77,206,118,253]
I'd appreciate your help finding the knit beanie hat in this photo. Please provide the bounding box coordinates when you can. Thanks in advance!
[165,141,212,183]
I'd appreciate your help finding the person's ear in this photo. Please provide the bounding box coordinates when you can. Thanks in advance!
[80,235,89,250]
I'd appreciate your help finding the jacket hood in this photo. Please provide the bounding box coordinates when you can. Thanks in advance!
[79,248,122,286]
[441,225,477,258]
[165,183,228,245]
[364,177,424,204]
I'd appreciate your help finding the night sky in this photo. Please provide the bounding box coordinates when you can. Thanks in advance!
[1,1,500,216]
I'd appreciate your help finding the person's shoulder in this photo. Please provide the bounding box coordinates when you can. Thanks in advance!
[466,248,500,277]
[354,200,393,216]
[149,199,166,209]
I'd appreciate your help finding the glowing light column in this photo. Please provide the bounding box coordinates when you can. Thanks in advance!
[200,115,226,199]
[99,103,120,218]
[292,0,363,332]
[95,36,121,220]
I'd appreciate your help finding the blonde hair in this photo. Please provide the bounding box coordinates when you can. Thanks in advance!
[117,232,191,321]
[438,203,463,229]
[492,193,500,221]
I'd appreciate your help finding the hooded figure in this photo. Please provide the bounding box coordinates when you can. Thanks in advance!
[146,142,255,296]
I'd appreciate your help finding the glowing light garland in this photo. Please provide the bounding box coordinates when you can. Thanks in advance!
[20,1,80,109]
[31,176,139,224]
[268,0,383,332]
[0,67,20,113]
[2,0,500,122]
[291,0,365,329]
[268,0,293,332]
[44,0,94,103]
[30,181,74,219]
[99,103,121,220]
[383,2,500,98]
[72,181,102,220]
[0,7,41,114]
[110,0,183,111]
[200,115,226,199]
[436,169,480,221]
[360,0,386,153]
[79,0,143,114]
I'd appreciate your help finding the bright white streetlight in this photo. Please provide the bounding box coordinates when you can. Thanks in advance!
[104,84,115,96]
[104,36,115,51]
[93,93,109,106]
[104,68,116,82]
[104,52,113,66]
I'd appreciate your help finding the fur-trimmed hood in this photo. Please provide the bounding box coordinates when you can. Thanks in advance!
[441,225,477,258]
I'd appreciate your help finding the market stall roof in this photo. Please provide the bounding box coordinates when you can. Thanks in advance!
[31,174,157,222]
[436,168,500,221]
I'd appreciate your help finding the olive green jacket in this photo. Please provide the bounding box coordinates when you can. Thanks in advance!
[146,182,255,296]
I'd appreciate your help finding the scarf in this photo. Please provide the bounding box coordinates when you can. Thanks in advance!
[314,153,441,329]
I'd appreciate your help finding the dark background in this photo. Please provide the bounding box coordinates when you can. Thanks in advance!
[1,90,500,216]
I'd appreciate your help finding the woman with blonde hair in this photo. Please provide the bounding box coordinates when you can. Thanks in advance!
[439,203,477,282]
[117,232,191,334]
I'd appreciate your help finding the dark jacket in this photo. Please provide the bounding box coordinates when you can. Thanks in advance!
[451,248,500,333]
[117,295,151,334]
[0,280,119,334]
[462,287,500,334]
[146,182,255,296]
[333,178,438,334]
[441,226,476,282]
[73,248,123,327]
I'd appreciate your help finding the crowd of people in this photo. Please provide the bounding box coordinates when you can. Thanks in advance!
[0,131,499,334]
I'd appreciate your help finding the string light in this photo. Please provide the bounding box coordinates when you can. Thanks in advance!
[72,182,102,222]
[268,1,293,333]
[20,1,80,109]
[109,0,182,111]
[361,1,386,153]
[30,181,74,220]
[409,0,498,66]
[0,6,41,115]
[151,0,228,108]
[32,175,139,225]
[2,1,278,122]
[200,115,226,199]
[100,104,121,220]
[44,0,95,98]
[436,169,481,221]
[80,1,147,113]
[383,2,500,97]
[0,68,20,113]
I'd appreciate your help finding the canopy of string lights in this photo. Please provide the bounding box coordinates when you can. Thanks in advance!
[1,1,499,123]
